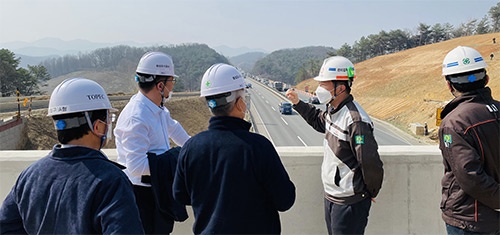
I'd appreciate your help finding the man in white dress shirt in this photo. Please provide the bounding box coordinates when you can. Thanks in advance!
[114,51,190,234]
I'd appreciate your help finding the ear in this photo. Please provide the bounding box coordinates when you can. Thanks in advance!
[446,80,454,93]
[93,120,105,136]
[157,82,164,90]
[485,75,489,85]
[235,97,244,110]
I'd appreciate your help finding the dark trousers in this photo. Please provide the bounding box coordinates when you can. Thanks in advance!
[134,185,174,235]
[324,197,371,235]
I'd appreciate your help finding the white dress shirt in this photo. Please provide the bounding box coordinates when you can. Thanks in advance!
[114,91,190,186]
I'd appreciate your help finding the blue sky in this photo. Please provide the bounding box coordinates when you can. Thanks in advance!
[0,0,496,52]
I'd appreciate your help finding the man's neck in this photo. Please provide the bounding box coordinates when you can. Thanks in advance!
[329,93,349,109]
[141,89,162,107]
[67,135,100,151]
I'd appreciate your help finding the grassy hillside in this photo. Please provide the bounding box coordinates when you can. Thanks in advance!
[296,33,500,140]
[41,70,137,95]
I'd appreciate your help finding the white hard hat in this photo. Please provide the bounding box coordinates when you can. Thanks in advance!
[200,63,246,97]
[48,78,116,116]
[314,56,356,82]
[442,46,487,76]
[135,51,178,82]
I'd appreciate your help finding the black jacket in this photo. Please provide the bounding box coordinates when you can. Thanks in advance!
[173,116,295,234]
[439,87,500,233]
[147,147,188,223]
[0,145,144,234]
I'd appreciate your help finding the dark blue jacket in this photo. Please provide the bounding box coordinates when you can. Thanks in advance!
[0,145,144,234]
[173,116,296,234]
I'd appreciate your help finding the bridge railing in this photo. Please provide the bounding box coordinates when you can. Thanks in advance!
[0,145,444,234]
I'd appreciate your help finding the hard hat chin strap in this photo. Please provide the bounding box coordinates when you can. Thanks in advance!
[84,111,108,149]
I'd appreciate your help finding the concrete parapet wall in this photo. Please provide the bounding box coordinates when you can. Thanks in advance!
[0,146,444,234]
[0,117,26,150]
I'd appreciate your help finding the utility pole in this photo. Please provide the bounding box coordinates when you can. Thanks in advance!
[16,88,20,119]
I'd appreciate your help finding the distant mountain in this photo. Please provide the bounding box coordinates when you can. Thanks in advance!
[229,52,267,72]
[0,37,161,57]
[15,54,58,68]
[213,45,268,57]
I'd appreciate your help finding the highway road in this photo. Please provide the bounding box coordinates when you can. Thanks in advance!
[247,79,423,146]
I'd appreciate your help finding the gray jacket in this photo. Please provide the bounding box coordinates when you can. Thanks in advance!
[294,95,383,205]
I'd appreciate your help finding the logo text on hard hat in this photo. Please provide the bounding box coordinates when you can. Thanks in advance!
[50,106,68,113]
[232,74,242,80]
[87,94,105,100]
[156,64,170,68]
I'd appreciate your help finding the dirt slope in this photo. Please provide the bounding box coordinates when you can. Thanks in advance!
[296,33,500,141]
[22,96,211,150]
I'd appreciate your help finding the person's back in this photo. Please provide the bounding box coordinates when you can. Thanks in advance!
[3,146,140,234]
[439,87,500,231]
[174,64,295,234]
[0,78,143,234]
[177,117,294,234]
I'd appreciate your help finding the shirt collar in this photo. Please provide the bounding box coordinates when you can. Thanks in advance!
[136,91,164,115]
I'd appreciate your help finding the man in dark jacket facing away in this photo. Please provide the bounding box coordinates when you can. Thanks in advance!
[173,63,296,234]
[439,46,500,234]
[0,78,144,234]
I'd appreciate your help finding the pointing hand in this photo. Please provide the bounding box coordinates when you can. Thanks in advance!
[286,88,299,105]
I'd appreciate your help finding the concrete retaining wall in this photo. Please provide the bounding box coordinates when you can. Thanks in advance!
[0,145,445,234]
[0,117,27,150]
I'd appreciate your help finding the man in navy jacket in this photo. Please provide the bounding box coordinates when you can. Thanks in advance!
[0,78,143,234]
[173,64,296,234]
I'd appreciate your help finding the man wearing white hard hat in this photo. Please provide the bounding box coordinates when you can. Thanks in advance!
[114,51,190,234]
[439,46,499,234]
[286,56,383,235]
[0,78,144,234]
[173,63,296,234]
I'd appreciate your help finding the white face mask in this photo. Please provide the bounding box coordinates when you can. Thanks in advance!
[315,86,333,104]
[160,87,172,107]
[164,90,173,103]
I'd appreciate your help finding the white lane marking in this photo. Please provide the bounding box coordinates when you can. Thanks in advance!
[297,136,308,147]
[251,101,275,146]
[265,100,269,104]
[271,107,276,111]
[281,117,288,125]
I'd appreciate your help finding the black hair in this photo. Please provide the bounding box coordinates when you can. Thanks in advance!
[446,69,487,93]
[52,109,107,144]
[137,73,170,92]
[333,81,351,93]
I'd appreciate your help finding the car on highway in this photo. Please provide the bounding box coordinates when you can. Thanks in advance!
[309,96,320,104]
[246,83,252,88]
[279,101,292,115]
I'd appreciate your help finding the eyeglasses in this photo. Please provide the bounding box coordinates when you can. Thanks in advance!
[106,112,116,124]
[166,78,177,83]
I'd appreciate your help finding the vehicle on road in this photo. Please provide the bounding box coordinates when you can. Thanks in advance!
[274,82,283,91]
[279,101,292,115]
[246,83,252,88]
